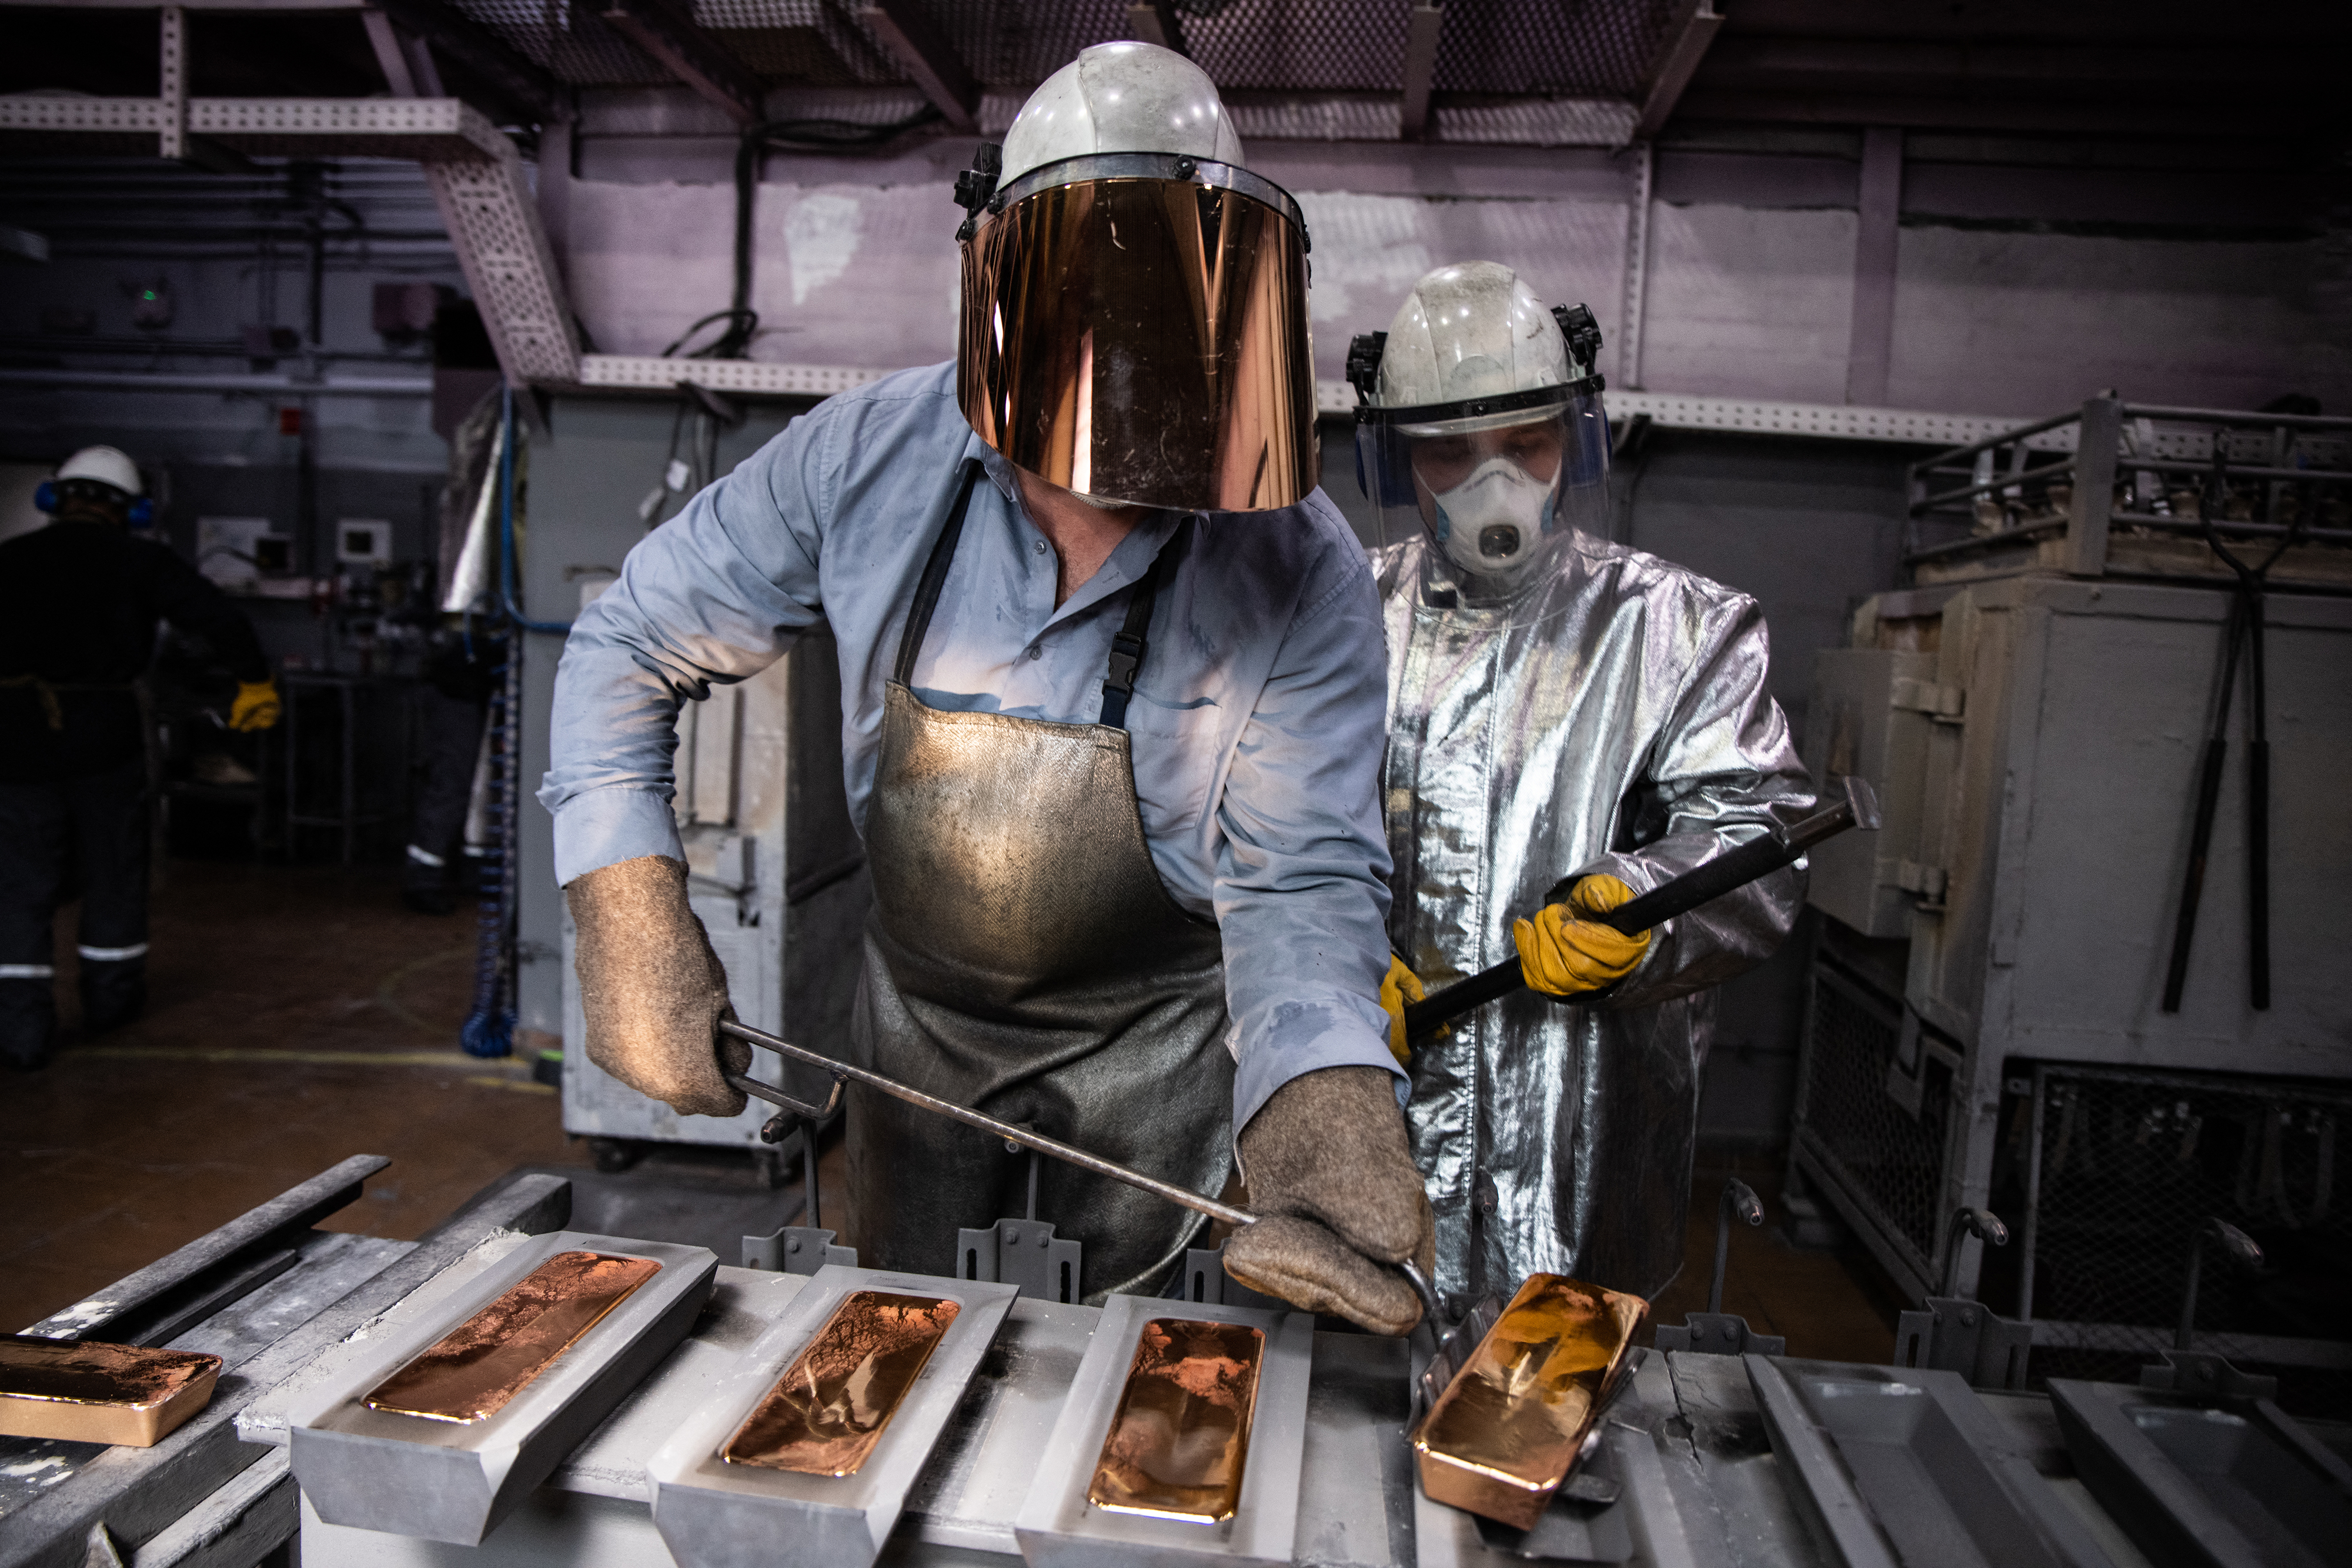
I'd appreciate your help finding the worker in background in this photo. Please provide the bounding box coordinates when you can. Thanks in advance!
[1355,264,1813,1308]
[0,446,280,1071]
[543,42,1431,1332]
[401,624,502,915]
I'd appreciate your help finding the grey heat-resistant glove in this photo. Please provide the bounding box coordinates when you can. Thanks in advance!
[566,854,748,1118]
[1221,1065,1434,1336]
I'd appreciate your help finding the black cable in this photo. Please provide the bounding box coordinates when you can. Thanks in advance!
[663,108,943,363]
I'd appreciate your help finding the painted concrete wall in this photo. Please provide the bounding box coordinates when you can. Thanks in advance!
[544,124,2349,418]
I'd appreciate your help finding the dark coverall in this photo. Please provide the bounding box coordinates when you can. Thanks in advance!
[402,628,502,912]
[0,517,269,1068]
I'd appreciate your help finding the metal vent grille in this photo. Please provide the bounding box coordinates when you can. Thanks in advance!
[1434,0,1683,96]
[2022,1064,2352,1371]
[1793,960,1952,1286]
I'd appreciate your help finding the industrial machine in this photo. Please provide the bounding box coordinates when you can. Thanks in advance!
[1789,394,2352,1386]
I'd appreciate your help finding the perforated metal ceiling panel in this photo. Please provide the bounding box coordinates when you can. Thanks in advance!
[440,0,1689,102]
[1434,0,1684,96]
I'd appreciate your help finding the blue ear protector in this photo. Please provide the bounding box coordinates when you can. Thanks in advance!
[35,480,152,525]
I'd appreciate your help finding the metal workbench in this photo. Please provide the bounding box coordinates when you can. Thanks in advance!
[11,1157,2339,1568]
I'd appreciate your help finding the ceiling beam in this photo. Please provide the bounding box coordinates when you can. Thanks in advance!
[1672,88,2313,137]
[369,0,565,121]
[362,7,445,97]
[1399,4,1441,141]
[1699,36,2334,87]
[1633,0,1720,139]
[859,0,976,133]
[599,0,764,128]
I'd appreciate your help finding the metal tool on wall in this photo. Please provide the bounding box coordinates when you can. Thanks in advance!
[1402,776,1880,1043]
[2160,440,2310,1014]
[1655,1178,1786,1356]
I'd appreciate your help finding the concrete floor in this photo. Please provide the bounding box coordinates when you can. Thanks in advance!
[3,859,1902,1362]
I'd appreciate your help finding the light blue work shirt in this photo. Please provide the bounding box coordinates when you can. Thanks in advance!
[539,362,1399,1129]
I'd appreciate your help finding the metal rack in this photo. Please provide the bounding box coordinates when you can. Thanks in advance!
[1899,394,2351,589]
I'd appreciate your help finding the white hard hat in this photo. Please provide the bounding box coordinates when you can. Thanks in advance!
[55,445,145,499]
[997,41,1246,188]
[1375,263,1574,414]
[1350,262,1611,594]
[955,42,1314,513]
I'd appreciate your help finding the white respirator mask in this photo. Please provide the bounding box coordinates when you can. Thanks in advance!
[1428,456,1558,581]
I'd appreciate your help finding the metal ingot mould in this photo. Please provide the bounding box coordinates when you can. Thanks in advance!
[1016,1293,1313,1567]
[283,1231,716,1546]
[2050,1375,2352,1568]
[1411,1273,1648,1530]
[0,1335,222,1447]
[1749,1356,2114,1568]
[646,1264,1017,1568]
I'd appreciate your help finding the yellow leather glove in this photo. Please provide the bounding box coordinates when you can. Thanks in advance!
[1512,874,1651,998]
[1377,954,1424,1066]
[228,678,282,731]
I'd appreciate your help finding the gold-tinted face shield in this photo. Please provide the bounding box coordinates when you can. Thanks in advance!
[958,153,1316,513]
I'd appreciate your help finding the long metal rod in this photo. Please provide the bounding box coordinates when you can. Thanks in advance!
[1402,778,1877,1041]
[716,1018,1445,1328]
[720,1019,1256,1229]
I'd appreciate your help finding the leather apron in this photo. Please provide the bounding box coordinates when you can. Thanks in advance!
[846,462,1233,1300]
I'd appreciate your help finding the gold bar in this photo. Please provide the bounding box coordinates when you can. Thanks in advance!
[365,1251,662,1424]
[0,1335,222,1447]
[1087,1318,1265,1524]
[722,1291,961,1476]
[1412,1275,1649,1529]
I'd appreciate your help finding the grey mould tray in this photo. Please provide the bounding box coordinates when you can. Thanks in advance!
[646,1263,1018,1568]
[1745,1356,2112,1568]
[1015,1292,1315,1568]
[2049,1378,2352,1568]
[283,1231,716,1546]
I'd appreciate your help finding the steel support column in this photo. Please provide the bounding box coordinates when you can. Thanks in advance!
[1844,125,1902,407]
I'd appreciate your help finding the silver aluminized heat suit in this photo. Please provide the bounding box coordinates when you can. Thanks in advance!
[1374,530,1815,1305]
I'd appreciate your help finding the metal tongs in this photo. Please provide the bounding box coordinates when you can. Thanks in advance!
[714,1017,1450,1333]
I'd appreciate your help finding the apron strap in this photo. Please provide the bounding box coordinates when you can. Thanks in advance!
[893,458,987,687]
[891,455,1170,731]
[1097,539,1171,730]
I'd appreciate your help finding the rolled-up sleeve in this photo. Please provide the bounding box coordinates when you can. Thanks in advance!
[1589,594,1815,1008]
[537,412,832,885]
[1216,533,1404,1131]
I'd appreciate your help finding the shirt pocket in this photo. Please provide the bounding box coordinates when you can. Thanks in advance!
[1124,694,1226,841]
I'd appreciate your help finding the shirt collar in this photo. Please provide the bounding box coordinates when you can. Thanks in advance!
[975,443,1187,628]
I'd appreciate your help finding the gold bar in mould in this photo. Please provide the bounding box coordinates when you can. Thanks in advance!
[1087,1318,1265,1524]
[365,1251,662,1424]
[1412,1274,1649,1529]
[0,1336,223,1447]
[721,1291,961,1476]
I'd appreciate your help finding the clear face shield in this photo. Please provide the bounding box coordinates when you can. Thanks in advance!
[1355,385,1611,594]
